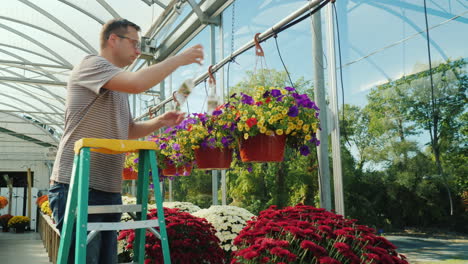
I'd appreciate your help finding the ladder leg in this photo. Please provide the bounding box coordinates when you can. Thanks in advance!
[75,148,91,264]
[149,150,171,264]
[134,150,150,263]
[57,155,80,264]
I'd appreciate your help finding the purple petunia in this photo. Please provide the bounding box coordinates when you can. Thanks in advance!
[172,143,180,151]
[288,105,299,117]
[221,137,230,147]
[271,89,282,97]
[212,110,222,116]
[299,145,310,156]
[241,93,254,105]
[247,166,253,173]
[133,158,139,163]
[262,90,271,98]
[285,86,295,92]
[160,143,167,149]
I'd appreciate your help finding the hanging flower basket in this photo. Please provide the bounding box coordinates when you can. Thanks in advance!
[195,147,233,170]
[239,133,286,162]
[162,159,192,176]
[122,168,138,180]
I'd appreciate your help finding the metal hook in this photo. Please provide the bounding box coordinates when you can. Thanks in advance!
[208,65,216,86]
[254,33,264,57]
[172,91,180,108]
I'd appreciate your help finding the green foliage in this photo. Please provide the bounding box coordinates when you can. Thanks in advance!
[341,58,467,232]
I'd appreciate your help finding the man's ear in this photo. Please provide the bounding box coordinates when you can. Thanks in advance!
[107,34,118,48]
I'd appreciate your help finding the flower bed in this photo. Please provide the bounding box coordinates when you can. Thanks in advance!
[232,204,408,264]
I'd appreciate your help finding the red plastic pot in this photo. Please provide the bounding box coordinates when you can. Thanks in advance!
[195,147,233,170]
[122,168,138,180]
[162,160,192,176]
[239,133,286,162]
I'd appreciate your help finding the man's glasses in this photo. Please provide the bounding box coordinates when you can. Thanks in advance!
[116,34,141,50]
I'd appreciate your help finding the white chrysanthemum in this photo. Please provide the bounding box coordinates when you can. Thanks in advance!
[193,205,254,252]
[163,201,201,213]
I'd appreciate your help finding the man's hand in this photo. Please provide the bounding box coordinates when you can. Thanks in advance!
[158,111,185,127]
[175,44,204,66]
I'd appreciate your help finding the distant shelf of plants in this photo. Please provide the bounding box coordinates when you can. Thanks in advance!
[124,86,321,178]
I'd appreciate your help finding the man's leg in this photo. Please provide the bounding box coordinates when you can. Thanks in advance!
[48,182,75,263]
[87,188,122,264]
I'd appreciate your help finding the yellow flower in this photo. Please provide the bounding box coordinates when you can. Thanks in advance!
[244,133,249,140]
[286,128,292,135]
[266,130,274,136]
[298,120,304,126]
[238,123,243,131]
[302,124,310,132]
[305,134,312,141]
[260,127,267,133]
[276,129,284,135]
[241,116,248,121]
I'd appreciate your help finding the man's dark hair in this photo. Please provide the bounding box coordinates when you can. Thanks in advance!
[100,18,141,50]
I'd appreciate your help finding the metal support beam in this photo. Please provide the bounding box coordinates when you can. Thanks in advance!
[187,0,220,24]
[0,60,72,69]
[311,10,332,211]
[152,0,231,63]
[0,76,67,86]
[96,0,121,19]
[326,3,345,216]
[58,0,105,25]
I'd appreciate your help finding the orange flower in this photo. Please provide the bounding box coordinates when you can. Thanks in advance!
[0,196,8,209]
[36,195,48,207]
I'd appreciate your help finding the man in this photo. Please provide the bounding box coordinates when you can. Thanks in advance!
[48,18,204,263]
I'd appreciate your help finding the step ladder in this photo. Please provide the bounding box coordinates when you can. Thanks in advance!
[56,138,171,264]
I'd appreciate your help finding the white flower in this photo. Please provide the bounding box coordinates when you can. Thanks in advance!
[193,205,255,252]
[163,201,201,213]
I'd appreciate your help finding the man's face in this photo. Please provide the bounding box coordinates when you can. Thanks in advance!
[115,27,141,66]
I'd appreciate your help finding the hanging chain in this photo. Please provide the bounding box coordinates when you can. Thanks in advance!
[227,0,236,99]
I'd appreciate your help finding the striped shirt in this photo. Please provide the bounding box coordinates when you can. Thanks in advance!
[51,55,132,193]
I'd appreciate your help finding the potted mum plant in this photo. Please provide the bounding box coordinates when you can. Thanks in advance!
[118,207,225,263]
[229,86,320,162]
[232,204,408,264]
[0,214,13,232]
[193,205,254,257]
[8,215,30,233]
[189,111,237,170]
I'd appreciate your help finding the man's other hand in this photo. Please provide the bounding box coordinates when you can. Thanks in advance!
[159,111,185,127]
